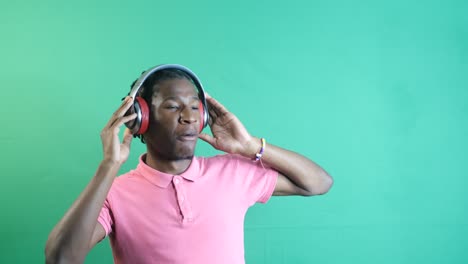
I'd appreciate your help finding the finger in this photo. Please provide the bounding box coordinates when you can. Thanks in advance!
[207,116,214,127]
[111,113,138,130]
[208,105,218,120]
[106,96,134,128]
[122,128,134,147]
[108,96,133,126]
[115,96,135,119]
[207,97,229,116]
[198,133,216,146]
[207,98,221,117]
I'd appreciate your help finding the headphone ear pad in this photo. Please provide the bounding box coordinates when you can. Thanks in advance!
[199,101,205,132]
[136,97,149,134]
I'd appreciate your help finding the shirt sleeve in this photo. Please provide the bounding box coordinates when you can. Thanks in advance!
[230,154,278,206]
[97,195,114,237]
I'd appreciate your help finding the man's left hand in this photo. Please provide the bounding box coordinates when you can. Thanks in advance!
[198,96,260,158]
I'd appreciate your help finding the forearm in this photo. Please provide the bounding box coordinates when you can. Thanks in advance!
[45,160,120,263]
[246,137,333,195]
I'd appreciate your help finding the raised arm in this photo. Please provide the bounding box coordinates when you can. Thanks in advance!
[45,97,137,264]
[198,96,333,197]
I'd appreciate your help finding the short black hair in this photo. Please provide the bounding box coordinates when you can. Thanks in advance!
[128,68,194,144]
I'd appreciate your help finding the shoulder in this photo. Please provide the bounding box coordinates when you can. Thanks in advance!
[200,153,252,168]
[198,153,265,175]
[203,153,253,162]
[115,169,140,183]
[107,169,143,195]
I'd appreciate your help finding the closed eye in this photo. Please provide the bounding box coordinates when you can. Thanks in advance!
[165,106,179,110]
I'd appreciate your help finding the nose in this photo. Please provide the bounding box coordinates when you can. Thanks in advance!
[179,106,197,124]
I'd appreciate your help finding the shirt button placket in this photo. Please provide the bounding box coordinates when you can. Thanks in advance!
[173,176,193,223]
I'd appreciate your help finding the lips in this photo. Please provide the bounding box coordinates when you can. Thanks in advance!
[177,130,198,141]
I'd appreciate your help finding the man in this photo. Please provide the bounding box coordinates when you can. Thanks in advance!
[45,66,333,264]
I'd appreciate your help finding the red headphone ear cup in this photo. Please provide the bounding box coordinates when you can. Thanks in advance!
[199,101,205,132]
[136,97,149,134]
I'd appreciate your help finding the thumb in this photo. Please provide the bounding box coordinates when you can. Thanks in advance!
[122,128,134,147]
[198,133,216,146]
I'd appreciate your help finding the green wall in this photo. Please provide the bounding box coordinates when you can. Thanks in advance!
[1,0,467,263]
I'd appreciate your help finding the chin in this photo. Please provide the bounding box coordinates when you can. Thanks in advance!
[172,150,194,161]
[174,155,194,161]
[172,146,196,160]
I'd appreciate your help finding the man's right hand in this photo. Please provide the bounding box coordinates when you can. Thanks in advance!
[46,96,139,264]
[100,96,138,165]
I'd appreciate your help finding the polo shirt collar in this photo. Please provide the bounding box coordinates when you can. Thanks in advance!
[136,154,200,188]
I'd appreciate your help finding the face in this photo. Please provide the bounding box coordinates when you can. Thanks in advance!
[143,78,201,161]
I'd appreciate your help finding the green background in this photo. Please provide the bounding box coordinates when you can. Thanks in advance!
[1,0,467,263]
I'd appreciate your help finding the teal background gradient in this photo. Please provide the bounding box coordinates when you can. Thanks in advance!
[1,0,467,263]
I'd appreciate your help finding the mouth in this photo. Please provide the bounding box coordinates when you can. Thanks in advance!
[177,131,198,142]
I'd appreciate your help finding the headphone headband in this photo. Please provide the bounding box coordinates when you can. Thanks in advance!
[129,64,207,103]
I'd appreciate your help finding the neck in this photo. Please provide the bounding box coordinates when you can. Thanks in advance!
[144,151,193,175]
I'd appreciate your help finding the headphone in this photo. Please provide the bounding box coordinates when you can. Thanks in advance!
[125,64,209,135]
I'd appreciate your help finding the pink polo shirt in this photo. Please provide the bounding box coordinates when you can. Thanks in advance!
[97,153,278,264]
